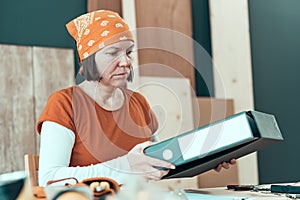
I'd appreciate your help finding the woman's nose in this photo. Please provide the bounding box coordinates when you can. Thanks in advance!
[118,53,131,68]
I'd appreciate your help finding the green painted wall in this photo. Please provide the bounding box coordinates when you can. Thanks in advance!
[249,0,300,183]
[191,0,214,97]
[0,0,87,74]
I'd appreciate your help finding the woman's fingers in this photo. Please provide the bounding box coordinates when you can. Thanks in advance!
[221,162,230,169]
[215,159,236,172]
[127,141,175,181]
[131,141,153,152]
[146,156,175,170]
[230,159,237,165]
[145,168,170,180]
[215,164,222,172]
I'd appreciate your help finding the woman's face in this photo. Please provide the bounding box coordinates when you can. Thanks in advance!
[95,40,134,88]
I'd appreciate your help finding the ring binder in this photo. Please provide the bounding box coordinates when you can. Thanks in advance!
[144,110,284,179]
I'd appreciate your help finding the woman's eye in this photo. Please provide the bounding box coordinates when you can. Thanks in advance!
[126,51,133,57]
[108,52,117,56]
[106,51,118,56]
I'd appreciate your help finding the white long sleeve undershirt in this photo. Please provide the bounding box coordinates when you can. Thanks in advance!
[38,121,133,186]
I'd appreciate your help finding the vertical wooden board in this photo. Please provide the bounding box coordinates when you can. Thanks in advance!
[135,0,192,35]
[193,97,234,128]
[33,47,74,152]
[138,76,198,189]
[194,97,239,188]
[87,0,122,15]
[209,0,254,111]
[139,76,195,141]
[198,165,239,188]
[209,0,258,184]
[135,0,196,90]
[0,44,35,173]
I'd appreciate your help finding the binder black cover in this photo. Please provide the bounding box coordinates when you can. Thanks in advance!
[144,110,284,179]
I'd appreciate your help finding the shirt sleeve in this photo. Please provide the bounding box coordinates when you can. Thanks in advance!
[36,91,75,134]
[38,121,133,186]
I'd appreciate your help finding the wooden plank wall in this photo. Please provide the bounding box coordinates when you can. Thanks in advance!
[193,98,234,128]
[195,98,239,188]
[33,47,74,151]
[87,0,122,14]
[134,1,197,188]
[139,76,198,189]
[135,0,195,90]
[209,0,258,184]
[139,77,195,141]
[0,45,35,173]
[0,44,74,174]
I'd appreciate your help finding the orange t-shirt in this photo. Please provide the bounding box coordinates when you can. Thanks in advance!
[37,86,158,167]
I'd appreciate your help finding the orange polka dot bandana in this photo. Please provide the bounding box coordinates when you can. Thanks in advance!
[66,10,133,63]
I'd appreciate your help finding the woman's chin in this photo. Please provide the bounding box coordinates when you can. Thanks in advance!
[110,79,127,88]
[110,76,128,87]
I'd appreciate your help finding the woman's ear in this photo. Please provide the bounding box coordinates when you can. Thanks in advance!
[79,66,84,75]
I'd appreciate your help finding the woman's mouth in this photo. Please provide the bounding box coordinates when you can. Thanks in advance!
[112,72,128,78]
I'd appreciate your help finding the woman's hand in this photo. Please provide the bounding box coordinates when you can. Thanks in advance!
[214,159,237,172]
[126,141,175,181]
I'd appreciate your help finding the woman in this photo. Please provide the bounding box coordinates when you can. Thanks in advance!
[37,10,234,187]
